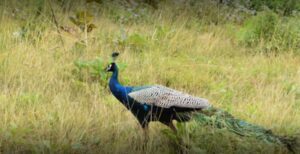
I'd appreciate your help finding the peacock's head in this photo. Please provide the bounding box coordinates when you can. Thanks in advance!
[105,52,119,72]
[105,62,117,72]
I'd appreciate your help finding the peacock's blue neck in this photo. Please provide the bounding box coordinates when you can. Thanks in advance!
[109,67,131,104]
[109,67,121,93]
[110,68,119,85]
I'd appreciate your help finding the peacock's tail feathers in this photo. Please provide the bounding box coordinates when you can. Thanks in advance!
[192,107,299,153]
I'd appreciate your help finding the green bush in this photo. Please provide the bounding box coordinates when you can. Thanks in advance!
[249,0,300,15]
[73,57,127,86]
[238,11,300,54]
[113,30,149,52]
[238,11,279,45]
[73,57,108,85]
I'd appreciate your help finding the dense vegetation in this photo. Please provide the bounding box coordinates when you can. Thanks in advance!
[0,0,299,153]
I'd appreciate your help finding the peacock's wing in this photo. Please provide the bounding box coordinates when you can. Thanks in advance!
[128,85,210,109]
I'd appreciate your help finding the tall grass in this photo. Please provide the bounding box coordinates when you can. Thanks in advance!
[0,1,299,153]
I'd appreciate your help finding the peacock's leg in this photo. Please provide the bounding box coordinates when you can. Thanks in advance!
[142,123,149,138]
[161,120,177,133]
[168,122,177,133]
[141,122,149,150]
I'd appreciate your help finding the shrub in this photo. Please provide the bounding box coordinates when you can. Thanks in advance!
[73,57,127,86]
[73,57,108,85]
[238,11,300,54]
[249,0,300,15]
[238,11,278,45]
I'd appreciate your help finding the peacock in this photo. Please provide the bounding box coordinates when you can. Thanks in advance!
[105,52,298,153]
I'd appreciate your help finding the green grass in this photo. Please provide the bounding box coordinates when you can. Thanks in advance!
[0,1,299,153]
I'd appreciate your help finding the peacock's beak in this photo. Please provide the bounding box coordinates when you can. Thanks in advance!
[104,65,110,72]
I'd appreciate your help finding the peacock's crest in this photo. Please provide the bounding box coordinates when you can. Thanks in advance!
[111,51,119,62]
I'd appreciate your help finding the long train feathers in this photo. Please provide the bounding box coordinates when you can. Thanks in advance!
[193,107,299,153]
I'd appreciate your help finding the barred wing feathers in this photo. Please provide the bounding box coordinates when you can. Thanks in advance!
[128,85,210,109]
